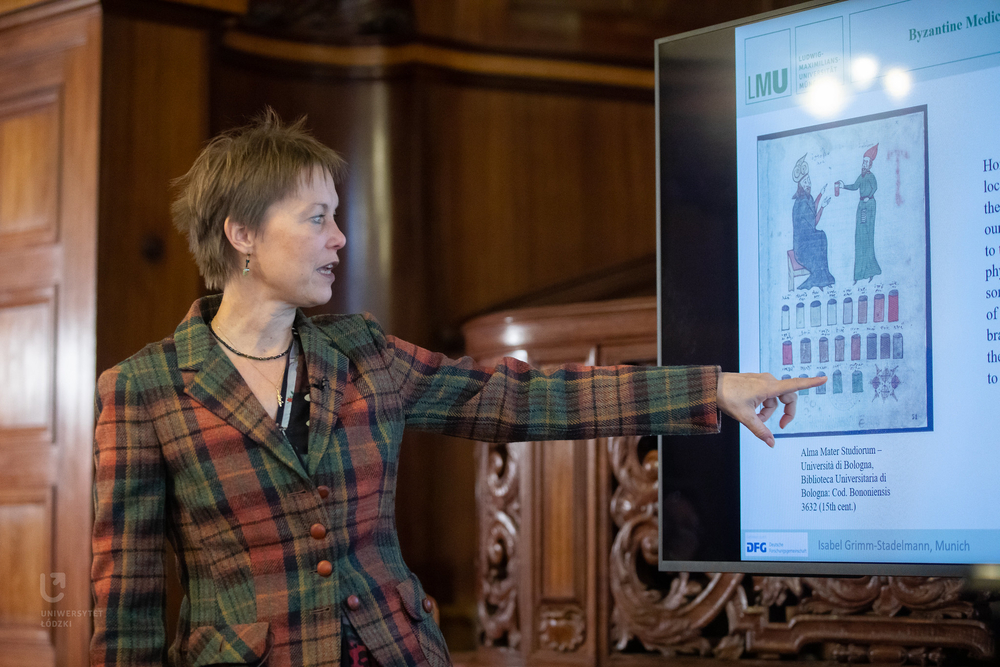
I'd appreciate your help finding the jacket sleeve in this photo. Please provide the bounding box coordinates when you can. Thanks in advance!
[91,363,167,666]
[362,314,721,443]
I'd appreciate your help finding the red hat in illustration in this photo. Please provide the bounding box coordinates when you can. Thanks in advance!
[863,143,879,162]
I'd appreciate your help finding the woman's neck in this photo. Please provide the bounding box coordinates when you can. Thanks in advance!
[211,283,297,357]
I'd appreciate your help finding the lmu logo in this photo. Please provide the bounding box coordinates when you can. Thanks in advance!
[747,68,789,100]
[40,573,65,603]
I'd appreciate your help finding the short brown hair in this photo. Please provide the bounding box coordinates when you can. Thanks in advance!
[171,108,347,290]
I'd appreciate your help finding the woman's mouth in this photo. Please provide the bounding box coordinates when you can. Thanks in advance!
[318,262,338,276]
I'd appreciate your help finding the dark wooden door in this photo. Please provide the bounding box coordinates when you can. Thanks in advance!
[0,2,100,666]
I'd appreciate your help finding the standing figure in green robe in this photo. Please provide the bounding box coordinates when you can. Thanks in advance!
[837,143,881,283]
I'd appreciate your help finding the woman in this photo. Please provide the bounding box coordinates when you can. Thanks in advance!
[91,111,822,667]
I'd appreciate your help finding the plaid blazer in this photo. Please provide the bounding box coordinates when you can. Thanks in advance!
[91,296,720,667]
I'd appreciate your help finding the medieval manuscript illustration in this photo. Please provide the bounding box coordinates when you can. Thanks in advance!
[757,107,931,436]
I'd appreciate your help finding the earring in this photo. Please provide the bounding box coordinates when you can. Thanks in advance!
[243,254,251,276]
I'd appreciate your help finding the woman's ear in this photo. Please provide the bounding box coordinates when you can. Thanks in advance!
[224,216,254,256]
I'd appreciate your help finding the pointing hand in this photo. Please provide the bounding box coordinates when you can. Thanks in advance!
[717,372,827,447]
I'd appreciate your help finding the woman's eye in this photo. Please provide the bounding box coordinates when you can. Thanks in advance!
[311,215,324,224]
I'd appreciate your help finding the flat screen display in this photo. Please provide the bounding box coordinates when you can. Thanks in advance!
[657,0,1000,575]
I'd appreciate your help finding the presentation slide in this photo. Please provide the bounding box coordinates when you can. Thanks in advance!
[735,0,1000,564]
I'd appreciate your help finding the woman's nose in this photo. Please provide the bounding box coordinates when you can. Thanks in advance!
[329,222,346,250]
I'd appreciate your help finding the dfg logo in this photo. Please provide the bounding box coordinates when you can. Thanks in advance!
[744,532,809,558]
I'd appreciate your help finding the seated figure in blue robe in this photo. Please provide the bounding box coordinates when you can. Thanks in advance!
[790,155,834,291]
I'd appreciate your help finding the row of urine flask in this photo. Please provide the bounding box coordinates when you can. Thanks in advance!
[782,333,903,365]
[781,290,899,330]
[781,370,864,395]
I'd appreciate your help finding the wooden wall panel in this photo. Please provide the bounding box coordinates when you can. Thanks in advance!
[0,94,59,242]
[413,0,803,62]
[96,9,210,375]
[0,492,50,623]
[424,83,657,333]
[0,0,44,15]
[0,488,55,667]
[0,3,100,666]
[540,439,578,600]
[0,291,55,433]
[173,0,246,13]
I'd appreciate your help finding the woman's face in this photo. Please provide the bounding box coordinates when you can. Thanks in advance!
[246,167,347,309]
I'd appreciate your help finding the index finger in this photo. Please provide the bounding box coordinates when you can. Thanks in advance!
[770,375,826,397]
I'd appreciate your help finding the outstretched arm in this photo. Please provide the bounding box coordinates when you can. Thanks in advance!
[364,314,823,447]
[840,174,864,191]
[363,314,721,443]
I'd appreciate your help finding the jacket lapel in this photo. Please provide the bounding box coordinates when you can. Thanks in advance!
[295,312,347,477]
[174,296,309,481]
